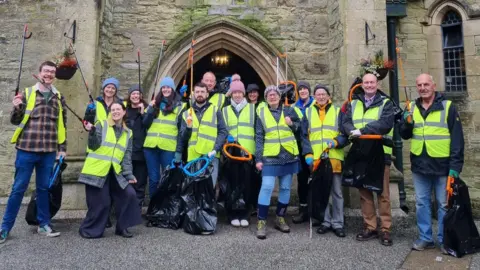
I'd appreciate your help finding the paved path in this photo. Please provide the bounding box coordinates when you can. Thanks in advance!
[0,207,477,269]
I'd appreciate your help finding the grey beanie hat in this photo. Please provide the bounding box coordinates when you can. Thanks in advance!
[264,85,281,99]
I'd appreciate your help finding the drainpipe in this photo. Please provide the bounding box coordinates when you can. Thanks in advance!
[387,16,409,214]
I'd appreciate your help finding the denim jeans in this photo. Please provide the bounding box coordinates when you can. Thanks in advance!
[1,149,56,231]
[144,147,175,198]
[413,172,448,243]
[322,173,344,229]
[258,174,293,206]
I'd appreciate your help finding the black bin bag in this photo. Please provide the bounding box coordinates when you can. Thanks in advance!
[443,177,480,257]
[308,153,333,222]
[146,164,185,229]
[342,139,384,193]
[181,160,217,235]
[25,158,67,225]
[220,144,252,220]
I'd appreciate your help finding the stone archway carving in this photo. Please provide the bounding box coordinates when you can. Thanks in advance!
[149,17,295,97]
[424,0,473,25]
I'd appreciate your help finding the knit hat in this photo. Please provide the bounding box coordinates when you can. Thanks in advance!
[229,80,245,95]
[297,81,311,92]
[102,77,120,92]
[246,83,260,93]
[159,77,176,90]
[313,84,330,96]
[264,85,280,99]
[231,74,241,82]
[128,84,142,95]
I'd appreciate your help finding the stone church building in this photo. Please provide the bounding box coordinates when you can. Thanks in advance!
[0,0,480,212]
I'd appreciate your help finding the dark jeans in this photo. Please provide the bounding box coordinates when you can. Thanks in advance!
[144,147,175,198]
[1,150,56,231]
[132,160,148,207]
[297,157,310,205]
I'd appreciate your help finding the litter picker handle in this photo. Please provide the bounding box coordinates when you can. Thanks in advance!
[446,176,454,204]
[358,135,383,139]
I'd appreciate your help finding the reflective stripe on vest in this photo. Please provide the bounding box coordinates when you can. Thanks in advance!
[81,120,132,176]
[411,100,451,157]
[144,103,184,151]
[11,87,66,144]
[351,98,393,155]
[306,105,344,161]
[258,107,299,157]
[183,105,218,161]
[222,103,255,154]
[95,100,109,123]
[210,93,225,111]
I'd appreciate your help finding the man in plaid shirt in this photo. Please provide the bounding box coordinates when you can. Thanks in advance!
[0,61,67,244]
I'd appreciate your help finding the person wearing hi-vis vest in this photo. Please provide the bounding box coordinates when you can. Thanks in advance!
[202,71,226,111]
[255,85,305,240]
[175,82,228,188]
[79,101,142,239]
[301,84,349,237]
[291,81,315,225]
[400,74,464,254]
[222,80,255,228]
[83,77,122,132]
[143,77,185,198]
[342,73,395,246]
[0,61,67,244]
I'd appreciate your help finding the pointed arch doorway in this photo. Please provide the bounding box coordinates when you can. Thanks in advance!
[149,17,295,98]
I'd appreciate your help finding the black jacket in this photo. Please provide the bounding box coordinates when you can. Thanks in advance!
[342,91,395,165]
[399,92,464,176]
[126,106,146,161]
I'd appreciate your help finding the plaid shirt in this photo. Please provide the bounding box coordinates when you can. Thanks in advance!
[10,83,67,153]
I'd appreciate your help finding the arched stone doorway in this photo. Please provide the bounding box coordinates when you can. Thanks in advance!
[148,17,295,98]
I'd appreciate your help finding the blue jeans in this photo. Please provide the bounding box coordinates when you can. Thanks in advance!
[1,150,56,231]
[413,172,448,243]
[144,147,175,198]
[258,174,293,206]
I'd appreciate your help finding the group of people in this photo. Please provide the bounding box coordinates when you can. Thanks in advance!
[0,60,464,256]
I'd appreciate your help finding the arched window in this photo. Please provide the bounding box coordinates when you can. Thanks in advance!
[441,10,467,92]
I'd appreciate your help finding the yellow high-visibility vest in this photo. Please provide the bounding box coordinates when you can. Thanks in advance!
[306,105,344,161]
[81,120,132,176]
[11,87,66,144]
[257,107,299,157]
[183,105,218,161]
[209,93,225,111]
[222,103,255,154]
[351,98,393,155]
[411,100,451,157]
[144,103,185,151]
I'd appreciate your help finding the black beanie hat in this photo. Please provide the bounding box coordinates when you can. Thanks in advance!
[313,84,330,96]
[297,81,311,92]
[246,83,260,93]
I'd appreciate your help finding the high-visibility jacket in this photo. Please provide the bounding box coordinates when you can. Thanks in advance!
[257,107,299,156]
[255,101,267,114]
[411,100,452,158]
[351,98,393,155]
[11,87,66,144]
[306,105,344,161]
[222,103,255,154]
[144,103,185,151]
[183,105,218,161]
[81,120,132,176]
[95,100,110,122]
[209,93,225,111]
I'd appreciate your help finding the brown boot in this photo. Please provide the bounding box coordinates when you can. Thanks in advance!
[256,220,267,240]
[274,216,290,233]
[356,228,378,241]
[380,231,393,246]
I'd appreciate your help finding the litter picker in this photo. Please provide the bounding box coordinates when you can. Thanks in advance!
[15,24,32,96]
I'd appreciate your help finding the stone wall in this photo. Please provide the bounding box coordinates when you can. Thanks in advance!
[0,0,101,208]
[398,0,480,213]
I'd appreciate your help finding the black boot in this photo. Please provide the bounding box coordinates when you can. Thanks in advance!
[292,205,309,224]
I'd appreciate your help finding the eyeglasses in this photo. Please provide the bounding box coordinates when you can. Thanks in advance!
[41,69,56,74]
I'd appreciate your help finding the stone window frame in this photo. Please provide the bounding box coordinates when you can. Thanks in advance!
[422,1,470,96]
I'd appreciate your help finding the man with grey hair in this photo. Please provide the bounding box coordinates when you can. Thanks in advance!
[400,73,464,254]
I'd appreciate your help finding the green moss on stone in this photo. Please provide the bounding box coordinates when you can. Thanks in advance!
[237,17,271,38]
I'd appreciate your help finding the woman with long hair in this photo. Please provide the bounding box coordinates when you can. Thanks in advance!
[143,77,185,198]
[79,101,142,239]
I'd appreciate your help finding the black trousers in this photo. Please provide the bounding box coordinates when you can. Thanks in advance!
[297,157,310,205]
[249,164,262,210]
[79,172,142,238]
[132,160,148,207]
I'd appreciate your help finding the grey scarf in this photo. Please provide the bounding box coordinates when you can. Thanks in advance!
[230,98,248,113]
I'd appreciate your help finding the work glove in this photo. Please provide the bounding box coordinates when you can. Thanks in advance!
[208,150,217,158]
[87,102,96,110]
[174,152,182,163]
[350,129,362,137]
[324,139,337,149]
[305,154,314,166]
[180,85,188,96]
[227,135,235,143]
[449,169,459,178]
[403,110,413,124]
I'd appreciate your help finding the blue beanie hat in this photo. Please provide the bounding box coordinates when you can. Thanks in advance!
[159,77,176,90]
[102,77,120,92]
